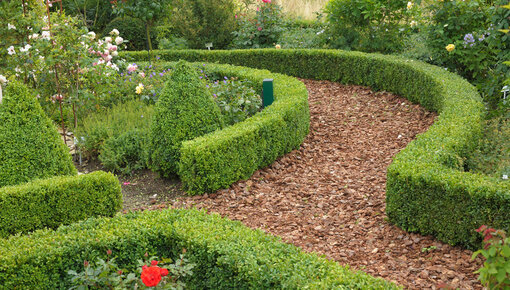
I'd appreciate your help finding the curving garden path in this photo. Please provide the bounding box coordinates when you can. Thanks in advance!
[175,79,483,289]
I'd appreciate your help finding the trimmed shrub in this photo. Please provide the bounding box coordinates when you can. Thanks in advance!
[123,49,510,248]
[0,209,400,289]
[149,61,224,177]
[0,82,76,188]
[0,171,122,238]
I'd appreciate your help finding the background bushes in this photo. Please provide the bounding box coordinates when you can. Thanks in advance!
[0,171,122,238]
[0,82,76,188]
[0,209,399,289]
[169,0,237,49]
[103,16,157,51]
[123,49,509,248]
[149,61,224,177]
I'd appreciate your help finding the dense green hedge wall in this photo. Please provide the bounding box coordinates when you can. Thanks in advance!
[150,61,224,177]
[0,81,77,188]
[0,171,122,238]
[0,209,399,289]
[124,49,510,249]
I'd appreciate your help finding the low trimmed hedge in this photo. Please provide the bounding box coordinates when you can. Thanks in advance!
[123,49,510,249]
[0,171,122,238]
[0,209,400,289]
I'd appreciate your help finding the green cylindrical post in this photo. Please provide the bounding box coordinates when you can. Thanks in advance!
[262,79,274,108]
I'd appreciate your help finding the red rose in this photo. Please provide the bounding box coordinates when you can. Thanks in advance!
[160,268,169,277]
[141,266,162,287]
[151,260,158,266]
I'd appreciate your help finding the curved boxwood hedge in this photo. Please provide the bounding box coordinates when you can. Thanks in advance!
[145,61,309,194]
[124,49,510,249]
[0,171,122,238]
[0,209,399,289]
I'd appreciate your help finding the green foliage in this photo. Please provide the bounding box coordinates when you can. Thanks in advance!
[124,49,509,248]
[62,0,114,33]
[0,171,121,238]
[0,209,400,289]
[425,0,510,109]
[76,100,154,174]
[149,61,224,177]
[68,253,194,289]
[103,16,152,51]
[209,78,262,126]
[472,226,510,289]
[169,0,238,49]
[467,118,510,179]
[158,35,189,50]
[324,0,418,53]
[278,26,328,49]
[0,82,76,187]
[232,1,284,48]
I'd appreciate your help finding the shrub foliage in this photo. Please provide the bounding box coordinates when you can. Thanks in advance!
[149,61,224,177]
[0,82,76,188]
[0,171,122,238]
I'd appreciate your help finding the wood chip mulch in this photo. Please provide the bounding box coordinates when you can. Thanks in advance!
[174,79,483,289]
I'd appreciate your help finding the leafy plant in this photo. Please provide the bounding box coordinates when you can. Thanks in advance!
[324,0,419,53]
[68,250,195,289]
[103,16,154,51]
[232,0,284,48]
[208,77,262,126]
[169,0,238,49]
[472,226,510,289]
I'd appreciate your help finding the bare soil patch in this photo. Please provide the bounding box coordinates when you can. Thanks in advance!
[172,80,483,289]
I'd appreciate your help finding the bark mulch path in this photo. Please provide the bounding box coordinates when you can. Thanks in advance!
[174,79,483,289]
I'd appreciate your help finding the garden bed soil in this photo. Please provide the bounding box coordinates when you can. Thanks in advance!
[73,79,483,289]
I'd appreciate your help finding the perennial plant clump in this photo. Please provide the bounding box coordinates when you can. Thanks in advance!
[472,226,510,289]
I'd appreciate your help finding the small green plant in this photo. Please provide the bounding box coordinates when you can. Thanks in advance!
[68,250,195,289]
[472,226,510,289]
[208,77,262,126]
[421,245,437,253]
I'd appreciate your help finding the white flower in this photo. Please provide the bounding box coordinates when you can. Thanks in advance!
[110,63,119,71]
[8,23,16,30]
[407,1,413,9]
[19,44,32,53]
[111,51,118,57]
[39,55,45,60]
[410,20,417,27]
[14,67,21,73]
[503,175,509,180]
[110,29,120,36]
[87,31,96,40]
[29,33,39,39]
[104,36,112,43]
[41,31,51,40]
[115,36,123,45]
[7,46,15,55]
[0,75,7,85]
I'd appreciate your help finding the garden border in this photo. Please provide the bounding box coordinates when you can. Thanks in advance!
[124,49,510,248]
[0,208,399,289]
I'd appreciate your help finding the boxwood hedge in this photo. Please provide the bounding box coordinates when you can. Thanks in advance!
[0,81,77,188]
[0,171,122,238]
[123,49,510,249]
[0,209,400,289]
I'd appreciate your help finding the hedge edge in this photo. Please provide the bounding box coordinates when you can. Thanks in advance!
[0,209,400,289]
[0,171,122,238]
[124,49,510,248]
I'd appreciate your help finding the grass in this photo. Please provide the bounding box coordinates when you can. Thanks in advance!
[276,0,328,19]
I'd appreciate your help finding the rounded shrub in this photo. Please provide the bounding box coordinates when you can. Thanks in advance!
[103,16,156,51]
[0,81,76,187]
[149,61,223,177]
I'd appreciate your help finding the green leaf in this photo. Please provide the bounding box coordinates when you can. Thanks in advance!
[502,245,510,257]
